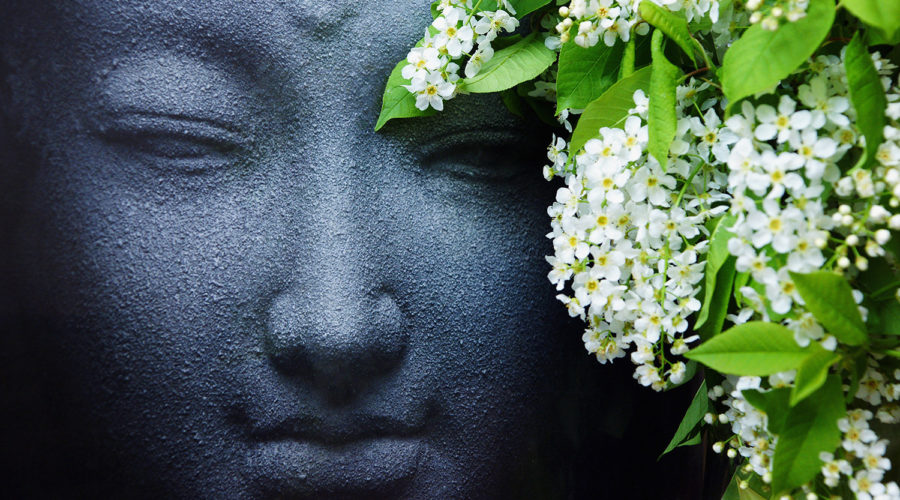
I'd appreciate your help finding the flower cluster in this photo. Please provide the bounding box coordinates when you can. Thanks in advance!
[403,1,519,111]
[547,0,720,50]
[744,0,809,30]
[545,46,900,496]
[546,84,728,389]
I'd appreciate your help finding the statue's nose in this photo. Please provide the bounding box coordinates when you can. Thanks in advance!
[264,281,409,405]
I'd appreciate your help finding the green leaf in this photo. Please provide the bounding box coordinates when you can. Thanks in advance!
[619,37,636,80]
[696,215,737,330]
[722,471,768,500]
[771,375,845,495]
[880,300,900,335]
[509,0,554,17]
[868,25,900,46]
[790,349,841,406]
[374,59,437,131]
[845,32,887,168]
[733,271,750,306]
[556,35,625,112]
[843,0,900,40]
[660,380,708,457]
[639,2,698,65]
[699,259,735,341]
[569,66,652,152]
[742,387,792,434]
[648,29,681,169]
[789,271,868,346]
[499,88,526,117]
[460,33,556,93]
[685,322,818,375]
[719,0,835,106]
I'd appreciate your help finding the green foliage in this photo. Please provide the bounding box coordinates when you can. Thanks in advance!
[460,34,557,93]
[843,0,900,39]
[638,2,698,65]
[789,271,868,346]
[719,0,835,107]
[845,32,887,168]
[509,0,554,17]
[660,380,708,457]
[648,30,681,170]
[771,376,845,495]
[742,387,791,434]
[696,215,736,330]
[375,59,436,131]
[790,350,841,406]
[685,322,819,375]
[556,35,626,112]
[569,66,652,152]
[618,38,636,80]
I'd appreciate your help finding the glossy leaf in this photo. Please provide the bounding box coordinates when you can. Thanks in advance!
[510,0,554,17]
[619,37,636,79]
[843,0,900,39]
[460,33,556,93]
[556,35,625,112]
[742,388,791,434]
[684,322,817,375]
[696,215,737,329]
[719,0,835,106]
[639,1,697,65]
[845,32,887,167]
[375,59,436,131]
[771,376,845,494]
[660,380,708,457]
[790,349,841,406]
[648,29,681,169]
[569,66,652,152]
[789,271,868,346]
[698,259,735,341]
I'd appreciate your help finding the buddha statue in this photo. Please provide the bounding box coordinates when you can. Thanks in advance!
[0,0,705,497]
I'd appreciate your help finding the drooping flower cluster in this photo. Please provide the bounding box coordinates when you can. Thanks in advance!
[402,1,519,111]
[546,84,728,390]
[545,48,900,496]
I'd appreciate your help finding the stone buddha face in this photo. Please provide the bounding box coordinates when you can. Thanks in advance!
[0,1,701,498]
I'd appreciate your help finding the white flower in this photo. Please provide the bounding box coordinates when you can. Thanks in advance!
[819,451,853,487]
[474,9,518,43]
[790,129,837,180]
[405,72,455,111]
[629,164,677,206]
[464,44,493,78]
[753,95,811,143]
[432,10,474,57]
[798,76,850,128]
[403,46,441,80]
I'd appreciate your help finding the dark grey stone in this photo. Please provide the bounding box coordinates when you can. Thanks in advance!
[0,1,705,498]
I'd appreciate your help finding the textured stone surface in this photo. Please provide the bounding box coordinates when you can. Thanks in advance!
[0,1,703,498]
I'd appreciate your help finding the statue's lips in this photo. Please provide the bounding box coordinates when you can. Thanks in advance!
[239,411,429,495]
[245,435,424,496]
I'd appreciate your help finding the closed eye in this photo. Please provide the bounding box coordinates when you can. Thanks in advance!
[97,112,249,174]
[421,130,540,182]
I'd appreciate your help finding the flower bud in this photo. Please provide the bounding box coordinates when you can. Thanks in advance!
[856,256,869,271]
[771,7,783,17]
[876,229,892,245]
[704,412,715,424]
[558,6,570,17]
[718,413,729,424]
[870,205,890,222]
[726,448,737,458]
[887,168,900,184]
[839,204,852,215]
[749,11,763,23]
[712,441,724,453]
[846,234,859,246]
[838,256,851,269]
[842,214,854,226]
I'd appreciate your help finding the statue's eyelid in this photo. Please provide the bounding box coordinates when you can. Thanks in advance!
[419,130,532,181]
[95,112,252,171]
